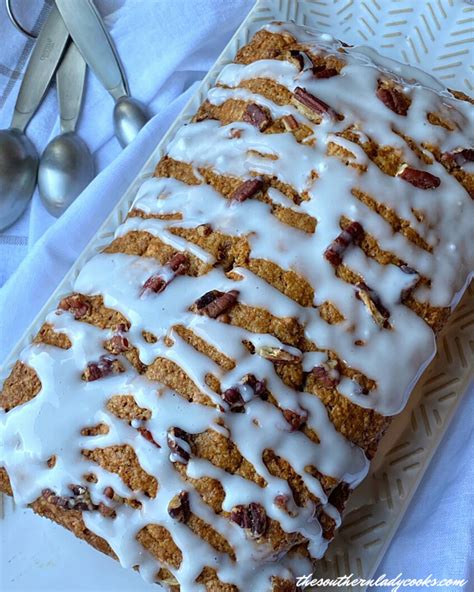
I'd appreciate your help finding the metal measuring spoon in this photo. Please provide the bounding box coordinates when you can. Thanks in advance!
[0,5,69,231]
[38,42,94,217]
[56,0,148,148]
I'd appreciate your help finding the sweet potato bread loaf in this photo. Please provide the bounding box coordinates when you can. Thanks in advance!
[1,22,473,591]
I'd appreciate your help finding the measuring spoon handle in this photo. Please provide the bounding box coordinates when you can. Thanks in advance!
[57,42,87,133]
[12,4,69,132]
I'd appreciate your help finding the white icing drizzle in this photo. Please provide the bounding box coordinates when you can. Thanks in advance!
[1,22,473,591]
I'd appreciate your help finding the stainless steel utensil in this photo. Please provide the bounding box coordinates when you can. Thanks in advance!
[38,42,94,217]
[0,4,69,231]
[55,0,148,147]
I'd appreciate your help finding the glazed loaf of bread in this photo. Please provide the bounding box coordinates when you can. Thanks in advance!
[1,22,473,592]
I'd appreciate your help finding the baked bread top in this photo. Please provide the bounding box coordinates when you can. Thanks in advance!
[1,22,473,592]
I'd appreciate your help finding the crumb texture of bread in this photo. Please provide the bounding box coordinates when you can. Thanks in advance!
[1,22,473,592]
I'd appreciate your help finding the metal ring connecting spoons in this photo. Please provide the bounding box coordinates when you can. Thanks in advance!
[0,4,69,231]
[6,0,37,39]
[39,42,94,217]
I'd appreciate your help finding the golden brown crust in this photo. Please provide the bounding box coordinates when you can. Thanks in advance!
[0,361,41,412]
[106,394,152,421]
[82,445,158,498]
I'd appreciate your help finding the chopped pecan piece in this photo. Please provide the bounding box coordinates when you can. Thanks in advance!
[42,485,96,512]
[281,114,299,131]
[312,65,338,79]
[244,374,268,399]
[292,86,337,122]
[197,223,213,236]
[311,360,340,388]
[355,282,391,329]
[441,148,474,168]
[195,289,239,318]
[376,85,410,116]
[141,253,189,295]
[167,427,191,464]
[229,128,242,139]
[168,491,190,522]
[274,494,290,511]
[230,502,267,538]
[43,490,71,509]
[257,346,302,364]
[58,294,90,319]
[400,264,417,275]
[98,502,116,518]
[287,49,314,72]
[397,164,441,189]
[69,484,86,496]
[324,221,364,266]
[105,333,130,354]
[168,252,189,274]
[82,356,124,382]
[138,426,161,448]
[103,486,115,500]
[102,487,130,508]
[195,290,221,309]
[142,330,158,344]
[222,387,245,411]
[141,274,166,294]
[243,103,271,131]
[69,501,91,511]
[282,408,308,431]
[230,178,264,202]
[274,494,297,517]
[221,375,267,411]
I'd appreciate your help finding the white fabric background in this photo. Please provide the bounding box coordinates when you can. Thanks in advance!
[0,1,471,590]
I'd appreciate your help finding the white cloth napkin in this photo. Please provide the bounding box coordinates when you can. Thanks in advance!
[0,0,471,588]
